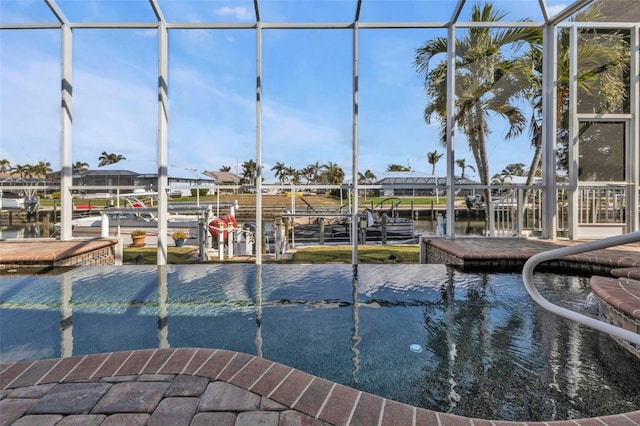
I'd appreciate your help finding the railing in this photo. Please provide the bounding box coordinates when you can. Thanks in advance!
[487,187,563,237]
[490,189,520,237]
[522,231,640,346]
[487,185,625,238]
[577,184,627,224]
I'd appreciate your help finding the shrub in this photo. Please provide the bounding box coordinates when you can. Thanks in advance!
[190,188,209,197]
[172,230,188,241]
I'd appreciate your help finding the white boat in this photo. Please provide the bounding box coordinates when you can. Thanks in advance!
[0,191,39,213]
[58,192,228,239]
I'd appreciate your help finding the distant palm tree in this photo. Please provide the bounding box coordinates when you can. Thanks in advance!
[491,173,512,196]
[0,159,10,173]
[284,166,300,185]
[271,162,287,185]
[455,158,476,179]
[358,169,376,184]
[73,161,90,173]
[358,169,377,200]
[427,150,444,176]
[31,161,52,177]
[365,169,376,183]
[386,164,410,172]
[501,163,527,177]
[491,173,512,186]
[98,152,126,167]
[240,159,257,186]
[12,164,32,179]
[300,165,315,184]
[307,161,322,183]
[219,165,231,172]
[320,161,345,185]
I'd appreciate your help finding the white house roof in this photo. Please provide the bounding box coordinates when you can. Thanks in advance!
[374,171,479,185]
[96,161,213,181]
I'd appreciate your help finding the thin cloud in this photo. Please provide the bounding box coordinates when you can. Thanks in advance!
[215,6,253,21]
[546,4,568,18]
[0,46,60,167]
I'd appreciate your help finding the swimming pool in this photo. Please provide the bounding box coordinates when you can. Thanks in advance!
[1,264,638,421]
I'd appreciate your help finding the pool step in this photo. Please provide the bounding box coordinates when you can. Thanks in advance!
[590,267,640,359]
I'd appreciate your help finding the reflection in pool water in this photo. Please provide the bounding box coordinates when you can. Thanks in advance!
[1,264,638,421]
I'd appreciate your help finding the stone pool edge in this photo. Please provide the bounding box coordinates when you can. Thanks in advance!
[1,348,639,426]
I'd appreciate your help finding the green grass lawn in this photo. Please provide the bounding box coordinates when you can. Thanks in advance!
[288,245,419,263]
[124,244,419,264]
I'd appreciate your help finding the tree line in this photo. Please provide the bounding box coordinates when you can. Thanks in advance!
[0,160,53,179]
[218,160,348,186]
[0,151,127,179]
[1,153,527,187]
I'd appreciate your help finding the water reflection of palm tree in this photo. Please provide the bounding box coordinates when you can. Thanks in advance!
[416,271,533,419]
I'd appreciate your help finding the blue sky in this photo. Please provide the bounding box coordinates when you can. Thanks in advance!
[0,0,569,182]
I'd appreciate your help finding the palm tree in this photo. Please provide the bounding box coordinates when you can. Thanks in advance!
[427,150,444,176]
[526,4,628,184]
[300,165,315,184]
[386,164,410,172]
[501,163,527,178]
[98,152,126,167]
[415,2,541,212]
[219,165,231,172]
[0,159,10,173]
[284,166,300,185]
[73,161,90,173]
[357,169,376,186]
[271,162,287,185]
[240,159,257,186]
[358,169,376,184]
[556,6,630,180]
[320,161,345,185]
[303,161,321,184]
[31,161,52,178]
[12,164,32,179]
[491,173,512,185]
[358,169,377,200]
[455,158,476,179]
[428,150,445,203]
[491,173,512,195]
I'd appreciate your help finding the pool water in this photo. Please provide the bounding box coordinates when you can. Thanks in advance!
[1,264,638,421]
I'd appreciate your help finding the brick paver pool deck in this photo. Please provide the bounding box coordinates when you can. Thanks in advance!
[2,348,639,426]
[1,237,639,425]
